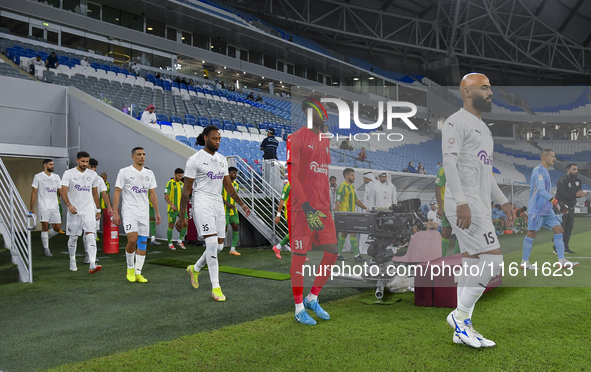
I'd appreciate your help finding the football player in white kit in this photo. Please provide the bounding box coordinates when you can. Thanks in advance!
[30,159,62,257]
[442,73,514,348]
[85,158,112,264]
[176,125,251,302]
[112,147,160,283]
[60,151,103,274]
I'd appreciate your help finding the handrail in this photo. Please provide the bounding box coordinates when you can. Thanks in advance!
[227,155,288,243]
[0,158,34,283]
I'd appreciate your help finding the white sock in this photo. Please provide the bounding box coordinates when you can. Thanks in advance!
[177,239,183,244]
[295,302,304,314]
[456,257,478,319]
[456,254,503,321]
[218,243,224,253]
[135,254,146,275]
[41,231,49,249]
[306,293,318,302]
[230,247,236,252]
[68,236,78,260]
[126,251,135,269]
[151,236,156,242]
[85,234,97,268]
[48,228,59,239]
[276,243,282,250]
[204,236,220,287]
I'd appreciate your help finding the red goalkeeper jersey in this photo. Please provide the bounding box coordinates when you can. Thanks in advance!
[286,127,331,212]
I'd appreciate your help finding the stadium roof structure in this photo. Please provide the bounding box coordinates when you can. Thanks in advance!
[229,0,591,78]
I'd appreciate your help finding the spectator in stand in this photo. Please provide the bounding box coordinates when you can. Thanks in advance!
[404,161,417,173]
[255,94,263,102]
[417,162,427,174]
[340,138,354,150]
[289,35,294,42]
[202,82,212,90]
[323,125,330,134]
[188,79,195,87]
[181,77,188,85]
[155,72,162,81]
[45,52,59,69]
[220,81,225,89]
[164,75,173,84]
[131,62,141,75]
[246,92,255,101]
[229,83,235,91]
[215,80,222,90]
[140,105,157,125]
[268,81,274,95]
[260,128,279,160]
[175,76,182,84]
[329,176,337,212]
[29,55,45,75]
[358,147,367,162]
[80,57,89,67]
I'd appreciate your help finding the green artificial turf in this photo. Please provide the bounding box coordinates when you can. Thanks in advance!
[150,258,291,280]
[1,217,590,371]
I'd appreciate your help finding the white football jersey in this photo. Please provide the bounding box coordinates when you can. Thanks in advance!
[92,172,107,194]
[31,171,61,211]
[184,150,229,205]
[61,167,99,215]
[441,108,495,216]
[115,165,157,216]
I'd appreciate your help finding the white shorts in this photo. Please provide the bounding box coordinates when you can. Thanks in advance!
[39,208,61,224]
[66,212,96,236]
[447,213,500,255]
[193,202,225,238]
[122,212,149,236]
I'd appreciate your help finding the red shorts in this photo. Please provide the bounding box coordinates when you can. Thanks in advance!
[288,210,337,252]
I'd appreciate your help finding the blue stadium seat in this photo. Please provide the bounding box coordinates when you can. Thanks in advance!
[170,116,184,124]
[156,114,169,122]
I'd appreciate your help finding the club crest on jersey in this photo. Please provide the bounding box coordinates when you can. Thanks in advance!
[207,171,224,180]
[477,150,493,165]
[448,138,455,145]
[309,161,328,175]
[145,176,149,181]
[575,181,580,186]
[86,177,91,181]
[74,185,90,192]
[220,162,224,167]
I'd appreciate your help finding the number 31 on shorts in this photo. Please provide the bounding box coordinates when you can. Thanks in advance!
[293,240,304,250]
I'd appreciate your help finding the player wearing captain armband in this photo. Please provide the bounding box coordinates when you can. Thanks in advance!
[286,96,340,325]
[112,147,160,283]
[520,149,578,270]
[441,73,515,349]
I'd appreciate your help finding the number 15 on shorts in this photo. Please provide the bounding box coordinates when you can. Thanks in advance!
[483,231,496,245]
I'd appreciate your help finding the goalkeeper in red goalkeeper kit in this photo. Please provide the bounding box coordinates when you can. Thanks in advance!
[286,96,339,325]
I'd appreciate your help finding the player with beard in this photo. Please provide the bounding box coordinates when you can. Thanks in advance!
[176,125,251,301]
[60,151,103,274]
[287,96,338,325]
[30,159,62,257]
[442,73,514,348]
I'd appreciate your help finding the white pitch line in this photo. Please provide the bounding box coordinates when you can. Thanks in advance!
[566,257,591,259]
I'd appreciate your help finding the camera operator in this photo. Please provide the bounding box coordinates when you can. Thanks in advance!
[554,163,587,254]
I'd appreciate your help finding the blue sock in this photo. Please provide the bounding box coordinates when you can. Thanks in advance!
[554,234,565,259]
[522,237,534,262]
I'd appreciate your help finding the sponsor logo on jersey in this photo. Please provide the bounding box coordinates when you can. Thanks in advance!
[477,150,493,165]
[131,186,148,194]
[207,171,224,180]
[74,185,91,192]
[309,162,328,175]
[45,187,57,193]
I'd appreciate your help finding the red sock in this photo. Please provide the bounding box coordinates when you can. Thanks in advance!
[311,252,338,296]
[291,253,307,303]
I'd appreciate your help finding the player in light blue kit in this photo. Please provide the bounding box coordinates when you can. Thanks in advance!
[521,149,578,269]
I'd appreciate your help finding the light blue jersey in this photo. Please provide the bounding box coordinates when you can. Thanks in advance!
[528,164,553,216]
[491,208,506,220]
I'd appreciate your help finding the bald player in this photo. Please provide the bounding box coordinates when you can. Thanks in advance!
[442,73,514,349]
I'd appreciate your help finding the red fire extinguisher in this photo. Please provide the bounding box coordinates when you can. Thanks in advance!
[102,208,120,254]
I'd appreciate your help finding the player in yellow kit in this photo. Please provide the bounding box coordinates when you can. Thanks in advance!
[165,168,187,250]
